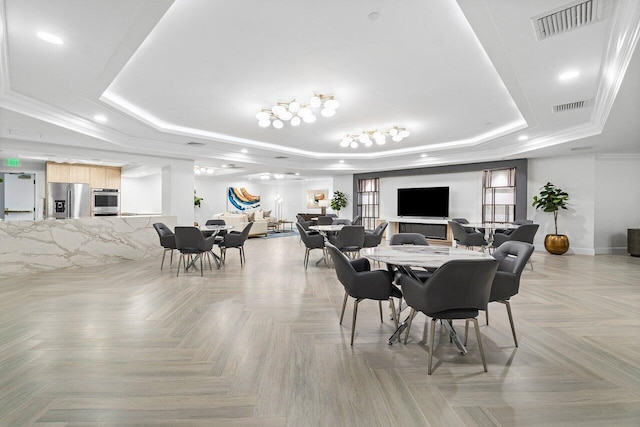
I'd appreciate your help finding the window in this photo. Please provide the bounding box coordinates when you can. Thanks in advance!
[357,178,379,230]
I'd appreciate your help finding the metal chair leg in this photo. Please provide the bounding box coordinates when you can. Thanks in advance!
[428,318,436,374]
[351,299,359,345]
[170,249,173,266]
[200,253,203,276]
[389,298,398,329]
[502,300,518,347]
[340,291,348,325]
[176,254,182,277]
[403,307,415,344]
[304,248,309,269]
[464,319,469,346]
[378,301,383,323]
[486,309,489,325]
[161,249,167,270]
[472,318,487,372]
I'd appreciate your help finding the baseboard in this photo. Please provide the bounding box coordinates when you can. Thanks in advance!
[594,246,628,255]
[534,245,595,256]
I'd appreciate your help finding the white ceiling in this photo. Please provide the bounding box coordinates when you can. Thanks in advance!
[0,0,639,178]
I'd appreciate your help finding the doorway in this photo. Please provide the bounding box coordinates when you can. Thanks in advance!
[1,172,36,221]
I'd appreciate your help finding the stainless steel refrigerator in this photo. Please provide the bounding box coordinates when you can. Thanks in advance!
[47,183,91,219]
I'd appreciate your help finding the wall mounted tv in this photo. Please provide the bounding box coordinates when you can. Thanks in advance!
[397,187,449,217]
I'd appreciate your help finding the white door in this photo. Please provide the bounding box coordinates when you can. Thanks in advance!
[4,173,35,221]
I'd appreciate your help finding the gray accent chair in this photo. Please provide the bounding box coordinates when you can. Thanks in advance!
[153,223,176,270]
[390,233,432,282]
[492,223,539,247]
[296,222,325,269]
[452,217,477,233]
[296,214,315,232]
[495,219,533,236]
[397,258,498,374]
[449,220,488,250]
[325,242,402,345]
[328,225,365,259]
[217,222,253,266]
[317,216,334,225]
[332,219,351,225]
[174,226,218,277]
[363,221,388,248]
[486,241,535,346]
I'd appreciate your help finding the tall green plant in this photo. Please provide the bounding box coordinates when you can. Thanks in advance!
[532,182,569,235]
[330,190,347,213]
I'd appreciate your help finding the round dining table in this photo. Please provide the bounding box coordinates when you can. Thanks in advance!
[360,244,494,350]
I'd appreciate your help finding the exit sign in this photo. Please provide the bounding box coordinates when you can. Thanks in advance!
[5,158,21,167]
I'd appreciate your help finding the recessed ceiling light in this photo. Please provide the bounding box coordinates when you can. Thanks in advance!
[518,135,529,141]
[339,160,345,163]
[37,31,63,45]
[241,149,248,154]
[221,164,228,168]
[420,154,428,158]
[94,114,107,122]
[559,70,580,81]
[294,172,300,176]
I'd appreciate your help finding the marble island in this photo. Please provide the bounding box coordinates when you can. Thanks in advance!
[0,215,176,279]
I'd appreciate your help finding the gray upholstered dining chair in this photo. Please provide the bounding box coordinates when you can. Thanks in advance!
[389,232,432,282]
[153,223,176,270]
[485,241,534,346]
[351,215,362,225]
[174,226,218,276]
[492,223,539,247]
[203,219,227,242]
[217,222,253,266]
[449,220,488,250]
[328,225,365,259]
[332,218,351,225]
[363,221,388,248]
[296,222,325,269]
[495,219,533,236]
[325,242,402,345]
[397,258,498,374]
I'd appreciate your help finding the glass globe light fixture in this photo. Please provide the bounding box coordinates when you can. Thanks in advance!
[350,141,358,148]
[324,99,340,110]
[206,168,214,174]
[320,108,335,117]
[375,135,386,145]
[280,111,293,121]
[256,111,270,121]
[399,129,410,138]
[258,119,271,128]
[303,114,316,123]
[340,137,352,147]
[289,101,300,113]
[309,96,321,108]
[272,105,286,116]
[290,116,301,126]
[392,135,402,142]
[297,107,311,117]
[389,128,398,136]
[364,140,373,147]
[194,168,202,174]
[273,119,284,129]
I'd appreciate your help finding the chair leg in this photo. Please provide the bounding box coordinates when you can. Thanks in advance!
[486,308,489,325]
[502,300,518,347]
[176,254,182,277]
[472,318,487,372]
[528,258,534,271]
[170,249,174,266]
[378,301,383,323]
[351,299,359,346]
[340,291,348,325]
[304,248,309,269]
[464,319,469,346]
[403,307,415,344]
[161,249,167,270]
[428,318,436,375]
[389,298,398,329]
[200,253,203,276]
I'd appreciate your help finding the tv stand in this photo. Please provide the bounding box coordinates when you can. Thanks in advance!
[382,217,453,245]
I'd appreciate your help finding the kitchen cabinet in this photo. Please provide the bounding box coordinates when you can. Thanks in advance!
[69,165,91,184]
[90,166,107,189]
[46,162,70,183]
[105,167,121,189]
[46,162,121,190]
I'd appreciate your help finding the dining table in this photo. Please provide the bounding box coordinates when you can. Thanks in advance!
[185,224,233,270]
[465,222,520,247]
[361,244,494,351]
[309,224,345,266]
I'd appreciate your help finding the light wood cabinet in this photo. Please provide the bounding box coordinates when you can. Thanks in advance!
[69,165,91,184]
[105,167,121,189]
[90,167,107,189]
[46,162,70,183]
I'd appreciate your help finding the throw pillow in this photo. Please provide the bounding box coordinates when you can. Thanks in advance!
[263,210,271,218]
[247,211,255,222]
[255,210,264,220]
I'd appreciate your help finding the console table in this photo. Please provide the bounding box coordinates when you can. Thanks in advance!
[382,218,453,245]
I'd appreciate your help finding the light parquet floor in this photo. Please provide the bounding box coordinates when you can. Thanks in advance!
[1,235,639,426]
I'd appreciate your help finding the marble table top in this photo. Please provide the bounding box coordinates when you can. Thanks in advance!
[309,224,345,232]
[361,245,494,269]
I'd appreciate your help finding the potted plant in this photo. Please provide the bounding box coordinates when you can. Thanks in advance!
[532,182,570,255]
[330,190,348,217]
[194,190,203,208]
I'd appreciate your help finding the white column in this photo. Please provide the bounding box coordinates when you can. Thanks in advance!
[161,160,194,226]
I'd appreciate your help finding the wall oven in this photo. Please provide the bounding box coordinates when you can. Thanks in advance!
[92,189,120,216]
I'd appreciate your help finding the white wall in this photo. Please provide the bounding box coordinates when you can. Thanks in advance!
[194,177,333,224]
[594,155,640,254]
[121,173,162,214]
[379,171,483,221]
[528,155,596,255]
[161,160,195,226]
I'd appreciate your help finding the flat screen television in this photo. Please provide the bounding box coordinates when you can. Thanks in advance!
[397,187,449,217]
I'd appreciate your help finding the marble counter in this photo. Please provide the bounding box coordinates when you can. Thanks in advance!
[0,215,176,279]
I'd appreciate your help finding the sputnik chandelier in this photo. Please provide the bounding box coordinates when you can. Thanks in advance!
[256,92,340,129]
[340,126,410,148]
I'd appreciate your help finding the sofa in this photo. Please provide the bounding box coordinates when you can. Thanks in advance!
[213,212,269,237]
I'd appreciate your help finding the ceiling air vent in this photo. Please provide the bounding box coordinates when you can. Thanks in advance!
[533,0,601,40]
[274,156,288,159]
[552,99,593,113]
[187,141,205,146]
